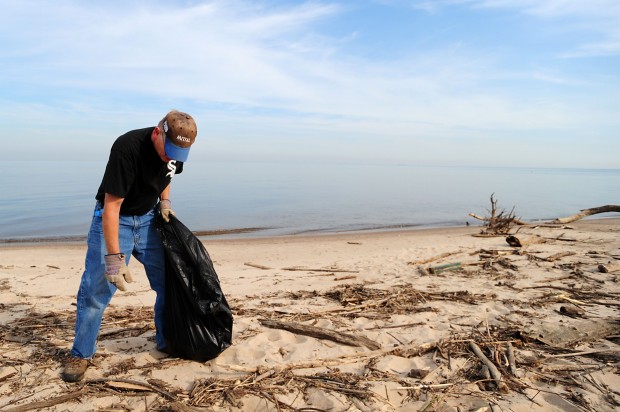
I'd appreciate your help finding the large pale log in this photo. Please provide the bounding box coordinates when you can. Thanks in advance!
[552,205,620,224]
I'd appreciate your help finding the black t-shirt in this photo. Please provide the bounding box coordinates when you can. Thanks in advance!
[96,127,184,216]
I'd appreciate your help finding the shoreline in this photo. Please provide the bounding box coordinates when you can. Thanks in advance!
[2,215,619,247]
[0,221,469,246]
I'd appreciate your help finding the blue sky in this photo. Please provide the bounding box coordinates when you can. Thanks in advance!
[1,0,619,167]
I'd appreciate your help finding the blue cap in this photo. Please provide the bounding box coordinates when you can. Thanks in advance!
[165,137,191,162]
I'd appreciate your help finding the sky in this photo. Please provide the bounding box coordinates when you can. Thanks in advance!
[1,0,619,168]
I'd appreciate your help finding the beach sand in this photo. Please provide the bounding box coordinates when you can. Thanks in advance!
[1,219,619,411]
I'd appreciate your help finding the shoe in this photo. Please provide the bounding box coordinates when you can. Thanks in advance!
[61,357,88,382]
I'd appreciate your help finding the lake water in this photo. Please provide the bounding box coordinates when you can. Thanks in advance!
[0,161,618,242]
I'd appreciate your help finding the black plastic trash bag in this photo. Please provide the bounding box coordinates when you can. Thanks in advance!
[156,214,233,361]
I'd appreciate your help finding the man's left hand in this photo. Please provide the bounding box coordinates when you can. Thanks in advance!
[160,199,175,222]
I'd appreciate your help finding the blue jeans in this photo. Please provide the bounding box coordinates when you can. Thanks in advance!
[70,203,166,359]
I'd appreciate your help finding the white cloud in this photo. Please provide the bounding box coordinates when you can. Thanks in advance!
[450,0,620,56]
[0,1,619,167]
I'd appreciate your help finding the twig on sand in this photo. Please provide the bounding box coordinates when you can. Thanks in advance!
[396,383,455,390]
[281,266,358,273]
[259,318,380,350]
[2,389,88,412]
[408,250,463,265]
[244,262,272,270]
[545,251,577,262]
[85,378,177,400]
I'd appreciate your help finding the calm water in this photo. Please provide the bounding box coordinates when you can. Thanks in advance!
[0,160,618,241]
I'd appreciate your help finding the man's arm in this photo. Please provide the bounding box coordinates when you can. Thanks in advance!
[160,183,171,201]
[159,183,175,222]
[103,193,124,254]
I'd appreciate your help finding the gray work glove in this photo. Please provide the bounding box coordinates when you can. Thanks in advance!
[104,253,134,291]
[159,199,175,223]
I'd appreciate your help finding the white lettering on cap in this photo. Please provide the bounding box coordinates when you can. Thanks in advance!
[176,135,191,143]
[163,120,169,133]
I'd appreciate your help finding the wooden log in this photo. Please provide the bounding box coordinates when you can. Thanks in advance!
[505,235,545,247]
[259,318,380,350]
[552,205,620,224]
[3,389,87,412]
[468,342,509,393]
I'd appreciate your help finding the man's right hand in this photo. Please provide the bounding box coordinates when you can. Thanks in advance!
[104,253,134,291]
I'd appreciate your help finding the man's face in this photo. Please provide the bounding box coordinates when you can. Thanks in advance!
[153,126,172,162]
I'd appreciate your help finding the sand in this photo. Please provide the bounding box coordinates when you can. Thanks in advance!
[1,219,619,411]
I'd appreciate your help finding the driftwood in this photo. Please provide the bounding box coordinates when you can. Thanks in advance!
[506,343,517,376]
[408,250,462,265]
[281,266,358,273]
[505,235,545,247]
[469,194,527,234]
[85,378,177,399]
[259,318,380,350]
[470,213,527,226]
[473,203,619,230]
[552,205,620,224]
[244,262,272,270]
[187,368,377,408]
[540,364,604,372]
[468,341,509,393]
[545,251,576,262]
[524,251,577,262]
[545,348,620,359]
[334,274,357,281]
[3,389,87,412]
